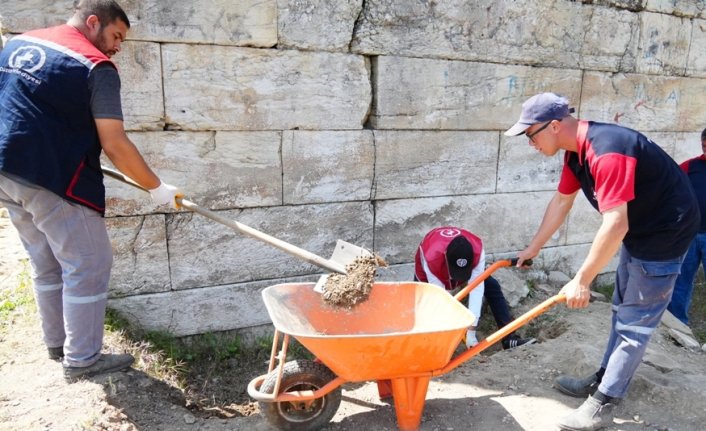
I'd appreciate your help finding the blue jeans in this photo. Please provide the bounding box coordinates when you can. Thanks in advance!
[598,246,683,399]
[667,233,706,325]
[0,174,113,367]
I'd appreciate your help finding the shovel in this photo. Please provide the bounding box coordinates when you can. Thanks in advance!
[101,166,372,287]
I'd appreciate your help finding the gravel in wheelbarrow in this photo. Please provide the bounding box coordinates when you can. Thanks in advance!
[321,254,387,309]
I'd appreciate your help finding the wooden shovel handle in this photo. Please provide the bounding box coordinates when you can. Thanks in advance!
[101,166,347,274]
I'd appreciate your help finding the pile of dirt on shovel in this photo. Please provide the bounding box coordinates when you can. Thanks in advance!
[322,254,387,309]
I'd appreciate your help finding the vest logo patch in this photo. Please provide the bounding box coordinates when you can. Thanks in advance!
[439,228,461,238]
[9,46,46,73]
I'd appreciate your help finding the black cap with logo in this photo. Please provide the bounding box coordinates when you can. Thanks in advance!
[445,235,474,283]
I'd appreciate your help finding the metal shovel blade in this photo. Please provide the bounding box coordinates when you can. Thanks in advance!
[314,239,373,293]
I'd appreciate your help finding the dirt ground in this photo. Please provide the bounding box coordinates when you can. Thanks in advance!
[2,211,706,431]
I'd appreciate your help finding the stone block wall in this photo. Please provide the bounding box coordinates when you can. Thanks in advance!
[2,0,705,337]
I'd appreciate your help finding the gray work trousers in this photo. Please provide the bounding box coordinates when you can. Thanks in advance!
[598,245,684,399]
[0,174,112,367]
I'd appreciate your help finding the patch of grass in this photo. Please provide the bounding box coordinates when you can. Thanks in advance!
[252,334,314,361]
[104,308,186,388]
[0,260,35,329]
[525,279,538,298]
[592,282,614,301]
[104,308,312,391]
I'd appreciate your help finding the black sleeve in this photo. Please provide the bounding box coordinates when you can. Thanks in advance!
[87,63,124,120]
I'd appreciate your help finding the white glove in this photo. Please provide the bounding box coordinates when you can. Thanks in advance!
[149,181,182,209]
[466,329,478,348]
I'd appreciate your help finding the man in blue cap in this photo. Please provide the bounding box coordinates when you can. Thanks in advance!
[505,93,699,431]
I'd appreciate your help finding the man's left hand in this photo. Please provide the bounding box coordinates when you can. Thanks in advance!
[560,278,591,309]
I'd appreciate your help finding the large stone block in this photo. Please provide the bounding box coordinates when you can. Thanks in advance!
[120,0,276,47]
[687,19,706,77]
[565,197,603,245]
[535,243,619,277]
[112,41,164,131]
[167,201,374,289]
[636,12,691,76]
[668,132,705,162]
[162,44,371,131]
[0,1,71,33]
[497,135,564,193]
[107,215,170,296]
[104,132,282,216]
[646,0,706,17]
[104,131,282,216]
[376,263,414,282]
[282,131,374,204]
[374,192,562,265]
[107,275,319,337]
[373,131,498,200]
[277,0,362,51]
[0,1,276,46]
[352,0,638,72]
[580,72,706,132]
[371,56,582,130]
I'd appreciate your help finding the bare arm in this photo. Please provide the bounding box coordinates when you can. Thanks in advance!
[96,118,160,190]
[561,203,628,308]
[517,190,578,265]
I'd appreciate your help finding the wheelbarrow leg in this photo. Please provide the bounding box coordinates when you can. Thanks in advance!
[390,376,431,431]
[376,379,393,400]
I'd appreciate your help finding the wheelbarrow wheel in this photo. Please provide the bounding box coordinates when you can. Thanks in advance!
[259,359,341,431]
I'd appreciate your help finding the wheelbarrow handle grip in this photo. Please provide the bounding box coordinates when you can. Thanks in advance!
[510,257,533,267]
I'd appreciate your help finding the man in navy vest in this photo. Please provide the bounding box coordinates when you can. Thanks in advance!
[667,128,706,329]
[505,93,699,430]
[0,0,181,382]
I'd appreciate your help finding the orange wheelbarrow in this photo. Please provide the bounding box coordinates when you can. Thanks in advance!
[247,259,566,431]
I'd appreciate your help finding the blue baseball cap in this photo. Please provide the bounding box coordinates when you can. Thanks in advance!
[504,92,575,136]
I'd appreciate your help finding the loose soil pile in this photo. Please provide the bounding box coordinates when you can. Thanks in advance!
[322,254,387,308]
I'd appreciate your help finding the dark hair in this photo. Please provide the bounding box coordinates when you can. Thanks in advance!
[73,0,130,28]
[701,127,706,140]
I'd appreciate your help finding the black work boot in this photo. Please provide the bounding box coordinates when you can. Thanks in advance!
[48,346,64,361]
[63,353,134,383]
[554,372,599,398]
[557,395,616,431]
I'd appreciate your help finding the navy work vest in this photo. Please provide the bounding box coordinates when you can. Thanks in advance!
[0,25,115,213]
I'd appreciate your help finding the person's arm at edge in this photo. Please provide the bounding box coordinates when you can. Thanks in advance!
[96,118,160,190]
[561,203,628,309]
[517,190,578,266]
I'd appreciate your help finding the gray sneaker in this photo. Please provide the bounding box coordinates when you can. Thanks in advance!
[554,373,599,398]
[63,353,134,382]
[557,395,615,431]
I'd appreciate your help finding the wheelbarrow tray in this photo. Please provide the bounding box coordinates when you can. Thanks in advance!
[261,282,475,382]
